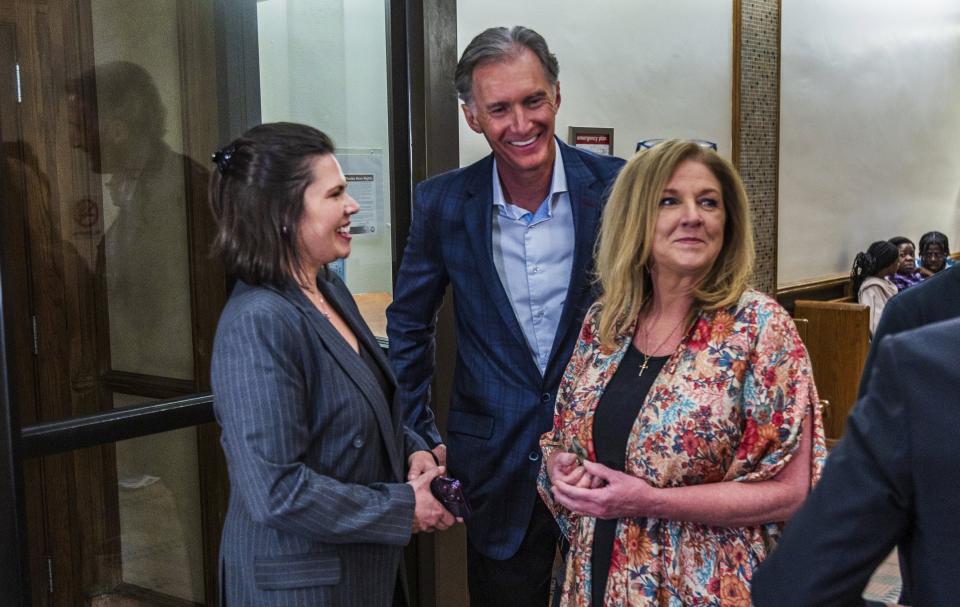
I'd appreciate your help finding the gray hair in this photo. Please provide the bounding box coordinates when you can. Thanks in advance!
[454,26,559,106]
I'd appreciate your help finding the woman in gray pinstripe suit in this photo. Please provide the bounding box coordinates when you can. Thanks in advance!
[209,123,456,606]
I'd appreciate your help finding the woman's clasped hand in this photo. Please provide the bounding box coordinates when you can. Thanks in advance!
[547,455,658,520]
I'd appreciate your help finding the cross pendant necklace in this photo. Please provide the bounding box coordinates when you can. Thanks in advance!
[637,314,686,377]
[638,355,652,377]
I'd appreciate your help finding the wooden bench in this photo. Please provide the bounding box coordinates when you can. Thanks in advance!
[792,300,870,440]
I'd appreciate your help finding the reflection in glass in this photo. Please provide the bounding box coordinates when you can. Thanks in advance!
[88,60,195,380]
[82,0,204,379]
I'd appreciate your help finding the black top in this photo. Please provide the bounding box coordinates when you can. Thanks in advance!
[591,345,668,607]
[318,273,393,404]
[358,340,393,404]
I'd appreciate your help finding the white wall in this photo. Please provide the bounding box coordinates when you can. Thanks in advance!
[258,0,394,295]
[778,0,960,285]
[457,1,733,166]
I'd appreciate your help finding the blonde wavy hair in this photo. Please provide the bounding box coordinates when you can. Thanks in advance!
[594,140,755,348]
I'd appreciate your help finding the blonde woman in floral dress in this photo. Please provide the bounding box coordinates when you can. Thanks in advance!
[538,140,826,607]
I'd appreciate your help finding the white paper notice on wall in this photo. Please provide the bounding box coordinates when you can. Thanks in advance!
[338,149,384,236]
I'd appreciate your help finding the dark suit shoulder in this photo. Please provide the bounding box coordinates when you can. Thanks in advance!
[415,154,492,198]
[882,315,960,366]
[559,140,625,180]
[217,282,301,334]
[416,141,625,198]
[874,266,958,342]
[886,265,960,327]
[864,316,960,437]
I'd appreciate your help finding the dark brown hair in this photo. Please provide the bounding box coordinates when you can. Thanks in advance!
[454,26,558,106]
[208,122,334,288]
[850,240,898,297]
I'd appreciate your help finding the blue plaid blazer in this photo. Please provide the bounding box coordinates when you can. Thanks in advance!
[387,140,624,559]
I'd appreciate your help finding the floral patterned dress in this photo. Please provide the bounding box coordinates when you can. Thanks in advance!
[538,290,826,607]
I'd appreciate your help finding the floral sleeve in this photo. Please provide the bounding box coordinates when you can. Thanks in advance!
[537,302,602,539]
[724,297,826,486]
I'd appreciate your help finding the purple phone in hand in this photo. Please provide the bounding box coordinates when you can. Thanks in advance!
[430,476,472,519]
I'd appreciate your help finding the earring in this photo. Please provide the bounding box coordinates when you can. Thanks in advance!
[281,225,289,236]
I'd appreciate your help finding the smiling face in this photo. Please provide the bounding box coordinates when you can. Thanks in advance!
[295,154,359,275]
[460,48,560,183]
[650,159,726,281]
[896,242,916,274]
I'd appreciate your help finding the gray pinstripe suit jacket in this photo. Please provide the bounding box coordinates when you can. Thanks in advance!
[211,272,426,606]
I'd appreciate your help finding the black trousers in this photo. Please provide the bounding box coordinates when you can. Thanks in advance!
[466,498,561,607]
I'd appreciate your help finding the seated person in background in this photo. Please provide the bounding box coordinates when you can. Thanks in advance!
[917,230,951,277]
[851,240,899,335]
[887,236,923,292]
[751,317,960,607]
[539,140,825,607]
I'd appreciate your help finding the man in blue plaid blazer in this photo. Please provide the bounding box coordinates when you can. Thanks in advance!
[387,26,623,606]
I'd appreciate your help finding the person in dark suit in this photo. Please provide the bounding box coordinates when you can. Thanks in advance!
[851,262,960,605]
[751,317,960,606]
[209,123,455,607]
[859,263,960,396]
[386,26,624,606]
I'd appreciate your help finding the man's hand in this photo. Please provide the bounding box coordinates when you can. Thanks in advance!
[408,466,457,533]
[407,450,440,480]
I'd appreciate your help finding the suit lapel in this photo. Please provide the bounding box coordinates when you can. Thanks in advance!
[462,158,539,378]
[319,275,395,384]
[546,143,604,371]
[283,280,405,480]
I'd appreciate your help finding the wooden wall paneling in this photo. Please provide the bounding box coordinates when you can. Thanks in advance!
[11,2,85,603]
[10,0,120,602]
[793,300,870,439]
[775,273,851,315]
[0,17,47,606]
[0,24,35,430]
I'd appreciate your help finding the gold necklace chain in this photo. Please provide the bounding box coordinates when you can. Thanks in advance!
[637,312,686,377]
[305,286,331,320]
[316,294,331,319]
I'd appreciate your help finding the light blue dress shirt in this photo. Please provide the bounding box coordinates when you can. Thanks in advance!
[491,141,574,375]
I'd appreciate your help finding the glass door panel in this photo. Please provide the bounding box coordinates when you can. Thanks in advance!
[1,0,223,603]
[90,0,196,380]
[21,426,206,605]
[112,395,205,603]
[1,0,408,603]
[257,0,394,336]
